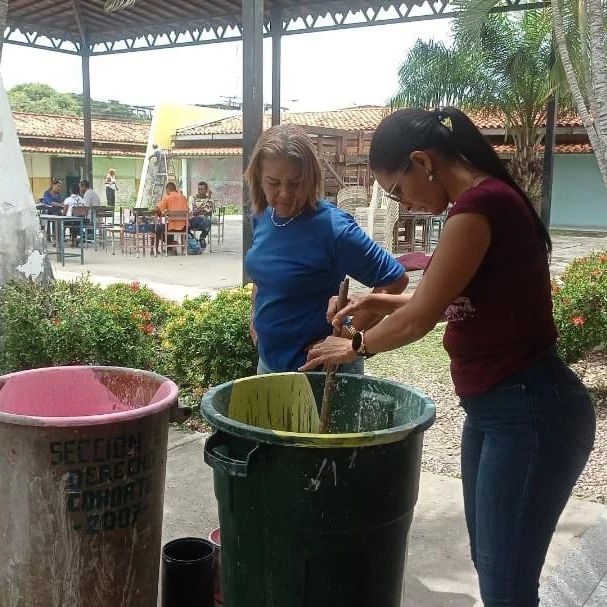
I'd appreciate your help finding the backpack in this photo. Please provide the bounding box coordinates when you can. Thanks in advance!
[187,232,203,255]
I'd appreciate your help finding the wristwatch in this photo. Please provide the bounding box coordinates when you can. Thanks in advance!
[351,329,373,358]
[342,315,357,338]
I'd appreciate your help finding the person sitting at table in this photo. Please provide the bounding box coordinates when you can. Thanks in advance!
[79,179,101,211]
[63,184,85,246]
[42,178,64,214]
[42,178,64,242]
[154,182,189,255]
[189,181,214,250]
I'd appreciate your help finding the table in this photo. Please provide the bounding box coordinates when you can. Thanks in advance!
[39,215,85,266]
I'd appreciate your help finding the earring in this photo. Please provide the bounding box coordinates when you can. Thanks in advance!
[428,173,434,183]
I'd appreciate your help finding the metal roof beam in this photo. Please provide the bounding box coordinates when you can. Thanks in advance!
[3,0,550,56]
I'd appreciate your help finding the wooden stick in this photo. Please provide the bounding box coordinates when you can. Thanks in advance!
[319,278,350,433]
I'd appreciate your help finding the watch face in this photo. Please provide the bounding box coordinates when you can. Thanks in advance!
[352,331,363,352]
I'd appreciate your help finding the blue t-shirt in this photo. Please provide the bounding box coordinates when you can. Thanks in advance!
[245,201,405,371]
[43,190,63,206]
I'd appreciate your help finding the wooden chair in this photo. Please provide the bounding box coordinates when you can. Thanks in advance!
[163,211,189,256]
[336,186,368,216]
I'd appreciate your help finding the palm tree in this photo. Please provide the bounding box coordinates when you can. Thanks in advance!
[391,9,566,212]
[104,0,141,11]
[454,0,607,197]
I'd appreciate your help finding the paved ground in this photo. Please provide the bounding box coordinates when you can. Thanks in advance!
[51,218,607,299]
[163,428,607,606]
[51,220,607,603]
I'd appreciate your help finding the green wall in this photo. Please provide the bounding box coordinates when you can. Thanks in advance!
[551,154,607,230]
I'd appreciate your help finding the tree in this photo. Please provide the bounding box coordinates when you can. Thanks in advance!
[7,83,148,120]
[457,0,607,196]
[391,9,566,211]
[8,83,82,116]
[551,0,607,192]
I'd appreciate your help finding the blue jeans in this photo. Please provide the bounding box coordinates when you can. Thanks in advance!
[190,215,211,238]
[257,355,364,375]
[460,349,595,606]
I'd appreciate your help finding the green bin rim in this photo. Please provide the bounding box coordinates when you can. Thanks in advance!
[201,372,436,448]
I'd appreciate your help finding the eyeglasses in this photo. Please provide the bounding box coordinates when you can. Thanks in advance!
[385,182,401,202]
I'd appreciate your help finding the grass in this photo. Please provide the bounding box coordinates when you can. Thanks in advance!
[365,324,451,386]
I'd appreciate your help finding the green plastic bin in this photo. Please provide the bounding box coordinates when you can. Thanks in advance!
[202,372,435,607]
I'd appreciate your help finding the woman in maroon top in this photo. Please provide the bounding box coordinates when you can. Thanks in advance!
[302,107,596,606]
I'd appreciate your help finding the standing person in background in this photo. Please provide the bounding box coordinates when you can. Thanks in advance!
[104,168,118,207]
[302,107,596,607]
[189,181,214,250]
[244,124,408,374]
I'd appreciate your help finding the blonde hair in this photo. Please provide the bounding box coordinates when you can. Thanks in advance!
[244,124,323,215]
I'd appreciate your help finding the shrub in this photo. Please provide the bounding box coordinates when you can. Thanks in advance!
[0,279,256,406]
[0,277,174,373]
[553,251,607,363]
[160,287,257,397]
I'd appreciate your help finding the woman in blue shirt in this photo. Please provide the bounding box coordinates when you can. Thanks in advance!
[244,124,407,373]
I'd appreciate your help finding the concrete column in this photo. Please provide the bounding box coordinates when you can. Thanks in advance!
[241,0,264,284]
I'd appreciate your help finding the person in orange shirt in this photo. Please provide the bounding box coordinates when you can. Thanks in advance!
[154,182,189,255]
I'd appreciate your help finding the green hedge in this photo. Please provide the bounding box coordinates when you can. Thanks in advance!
[0,278,257,403]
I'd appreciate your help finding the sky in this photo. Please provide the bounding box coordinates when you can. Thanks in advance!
[1,19,453,112]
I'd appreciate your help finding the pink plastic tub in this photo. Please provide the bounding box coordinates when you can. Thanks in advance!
[0,366,178,607]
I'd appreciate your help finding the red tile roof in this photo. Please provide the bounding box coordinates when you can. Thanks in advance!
[20,145,145,157]
[173,143,592,158]
[13,112,150,144]
[173,147,242,157]
[494,143,592,154]
[176,106,585,137]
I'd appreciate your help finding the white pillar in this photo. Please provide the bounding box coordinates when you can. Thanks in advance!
[0,75,53,284]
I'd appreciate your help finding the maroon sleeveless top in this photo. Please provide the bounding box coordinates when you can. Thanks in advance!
[441,178,557,397]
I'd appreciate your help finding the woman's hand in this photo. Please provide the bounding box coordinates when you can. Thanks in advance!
[326,294,374,325]
[298,336,356,371]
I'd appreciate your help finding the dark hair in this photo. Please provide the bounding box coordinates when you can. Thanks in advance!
[70,183,80,195]
[369,107,551,252]
[51,178,61,185]
[166,182,177,192]
[79,179,90,188]
[198,181,208,188]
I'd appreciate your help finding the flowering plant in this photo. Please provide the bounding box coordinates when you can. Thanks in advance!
[552,251,607,362]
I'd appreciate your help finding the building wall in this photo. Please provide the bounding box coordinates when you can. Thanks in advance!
[92,156,144,205]
[23,154,52,200]
[186,156,243,206]
[551,154,607,229]
[22,153,143,205]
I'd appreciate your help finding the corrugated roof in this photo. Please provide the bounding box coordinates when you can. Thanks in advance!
[13,112,149,144]
[176,107,585,137]
[6,1,433,47]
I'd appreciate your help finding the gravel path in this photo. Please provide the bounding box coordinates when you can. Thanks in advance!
[368,339,607,505]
